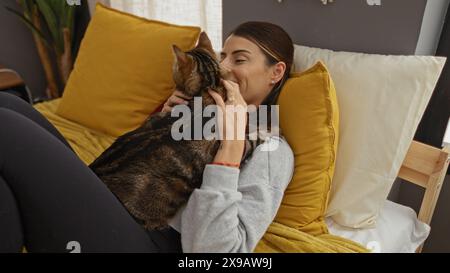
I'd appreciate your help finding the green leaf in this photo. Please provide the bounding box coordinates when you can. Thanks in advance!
[67,5,76,37]
[35,0,62,53]
[58,1,77,52]
[49,0,62,24]
[17,0,30,13]
[58,1,76,29]
[4,6,51,49]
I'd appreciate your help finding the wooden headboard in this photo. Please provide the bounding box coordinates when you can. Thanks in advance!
[398,140,449,252]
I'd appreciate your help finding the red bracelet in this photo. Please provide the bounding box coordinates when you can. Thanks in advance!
[210,162,241,168]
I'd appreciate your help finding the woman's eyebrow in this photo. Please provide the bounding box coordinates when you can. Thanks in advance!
[220,49,251,58]
[232,49,251,55]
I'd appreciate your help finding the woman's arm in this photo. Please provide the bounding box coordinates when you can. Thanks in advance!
[180,136,294,253]
[208,79,248,166]
[212,140,245,165]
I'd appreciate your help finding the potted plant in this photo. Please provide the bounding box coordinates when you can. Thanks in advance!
[6,0,79,99]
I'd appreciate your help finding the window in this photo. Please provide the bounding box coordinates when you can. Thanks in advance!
[110,0,223,51]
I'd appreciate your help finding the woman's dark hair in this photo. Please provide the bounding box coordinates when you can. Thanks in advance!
[229,21,294,106]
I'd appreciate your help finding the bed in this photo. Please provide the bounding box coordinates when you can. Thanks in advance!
[33,98,450,253]
[326,140,450,252]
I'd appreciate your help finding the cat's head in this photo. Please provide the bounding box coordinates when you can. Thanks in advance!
[172,32,228,97]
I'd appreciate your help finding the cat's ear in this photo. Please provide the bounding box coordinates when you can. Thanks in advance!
[172,45,189,64]
[196,32,214,52]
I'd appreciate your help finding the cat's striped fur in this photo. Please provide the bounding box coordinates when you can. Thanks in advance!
[89,32,262,230]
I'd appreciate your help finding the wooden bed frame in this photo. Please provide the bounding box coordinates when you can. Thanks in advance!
[398,140,450,252]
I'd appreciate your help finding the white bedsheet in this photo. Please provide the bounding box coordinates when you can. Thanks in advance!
[326,200,430,253]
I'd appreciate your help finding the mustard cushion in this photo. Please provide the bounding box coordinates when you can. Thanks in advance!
[272,61,339,236]
[56,4,201,137]
[34,99,116,165]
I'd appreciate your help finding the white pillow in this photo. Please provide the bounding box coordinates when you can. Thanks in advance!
[293,44,446,228]
[326,200,430,253]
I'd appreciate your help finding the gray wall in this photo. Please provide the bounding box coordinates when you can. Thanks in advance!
[223,0,427,55]
[0,0,47,99]
[224,0,448,253]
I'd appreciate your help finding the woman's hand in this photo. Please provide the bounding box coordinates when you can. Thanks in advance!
[208,79,247,166]
[161,90,192,113]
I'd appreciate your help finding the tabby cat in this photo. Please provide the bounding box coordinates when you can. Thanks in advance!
[89,32,261,230]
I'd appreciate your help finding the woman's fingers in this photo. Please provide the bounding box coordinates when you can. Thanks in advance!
[169,95,190,106]
[161,90,191,113]
[173,90,193,100]
[221,79,246,106]
[208,89,226,108]
[221,79,236,103]
[161,105,172,113]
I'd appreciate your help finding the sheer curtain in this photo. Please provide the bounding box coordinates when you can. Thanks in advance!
[108,0,223,50]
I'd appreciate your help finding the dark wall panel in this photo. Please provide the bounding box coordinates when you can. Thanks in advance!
[223,0,427,55]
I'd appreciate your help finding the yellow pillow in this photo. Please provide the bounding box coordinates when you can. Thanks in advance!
[56,4,200,137]
[273,61,339,235]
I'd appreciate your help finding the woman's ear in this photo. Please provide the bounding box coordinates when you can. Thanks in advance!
[271,62,286,84]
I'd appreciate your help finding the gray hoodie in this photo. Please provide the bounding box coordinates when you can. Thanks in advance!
[169,136,294,252]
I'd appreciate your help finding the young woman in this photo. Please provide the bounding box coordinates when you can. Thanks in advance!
[0,21,294,253]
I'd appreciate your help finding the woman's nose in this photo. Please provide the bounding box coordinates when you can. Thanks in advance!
[219,62,232,78]
[220,56,233,70]
[220,67,232,80]
[222,66,231,74]
[220,60,231,70]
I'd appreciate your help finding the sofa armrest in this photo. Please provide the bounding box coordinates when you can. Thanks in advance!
[0,66,24,90]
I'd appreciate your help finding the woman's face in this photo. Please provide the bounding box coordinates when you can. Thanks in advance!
[220,35,285,106]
